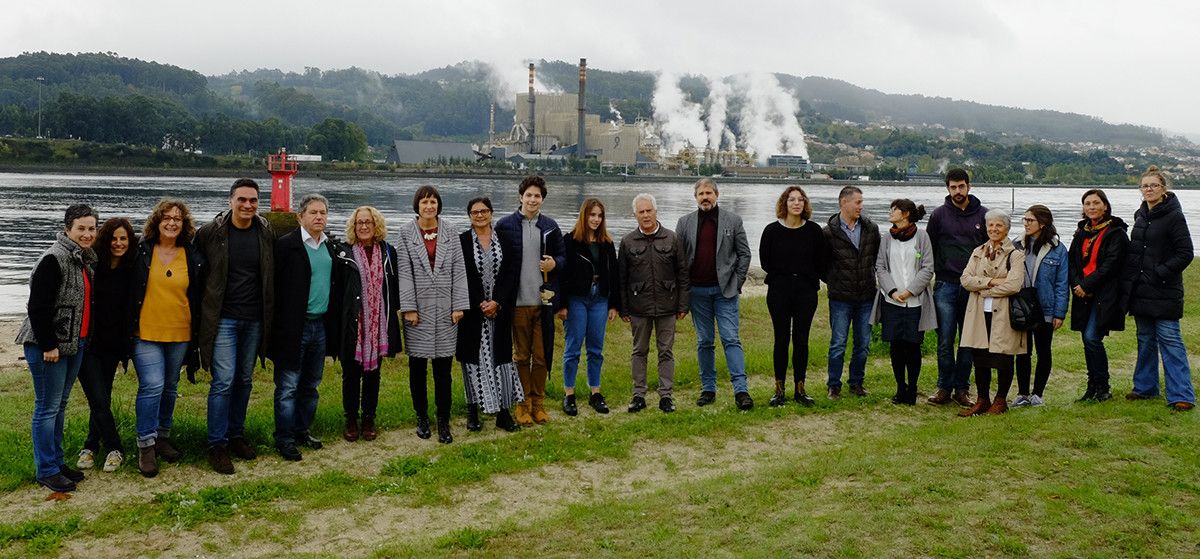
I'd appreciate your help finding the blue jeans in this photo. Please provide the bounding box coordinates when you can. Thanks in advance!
[133,339,188,447]
[827,299,872,388]
[208,318,261,447]
[26,340,85,479]
[274,319,326,445]
[1132,317,1196,405]
[690,285,748,394]
[562,285,608,391]
[933,281,973,390]
[1081,303,1109,386]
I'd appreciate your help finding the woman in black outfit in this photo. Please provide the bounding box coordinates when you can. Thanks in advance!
[1068,189,1129,402]
[759,186,829,406]
[76,217,136,473]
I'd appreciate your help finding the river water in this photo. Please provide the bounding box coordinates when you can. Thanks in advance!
[2,172,1197,317]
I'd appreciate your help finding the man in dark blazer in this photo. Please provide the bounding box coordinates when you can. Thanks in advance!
[267,194,343,461]
[675,178,753,410]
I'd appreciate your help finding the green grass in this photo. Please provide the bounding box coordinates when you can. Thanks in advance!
[0,267,1196,557]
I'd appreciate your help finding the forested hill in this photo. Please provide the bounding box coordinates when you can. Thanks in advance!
[0,52,1169,155]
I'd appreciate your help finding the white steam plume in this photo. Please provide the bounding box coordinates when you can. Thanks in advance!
[608,101,623,123]
[731,73,809,164]
[652,72,708,155]
[481,61,562,110]
[705,77,733,150]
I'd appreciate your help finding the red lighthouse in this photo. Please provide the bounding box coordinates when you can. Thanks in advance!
[267,147,299,212]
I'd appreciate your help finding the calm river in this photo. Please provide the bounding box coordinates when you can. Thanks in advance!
[2,172,1197,317]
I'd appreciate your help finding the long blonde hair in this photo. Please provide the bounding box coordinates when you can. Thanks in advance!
[345,206,387,245]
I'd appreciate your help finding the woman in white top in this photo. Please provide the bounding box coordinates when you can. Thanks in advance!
[870,199,935,405]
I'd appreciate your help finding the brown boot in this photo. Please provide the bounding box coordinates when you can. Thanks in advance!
[343,418,360,442]
[532,397,550,424]
[927,389,951,405]
[951,388,974,407]
[769,381,787,407]
[362,417,378,441]
[154,437,181,463]
[514,400,534,427]
[138,446,158,478]
[958,397,991,417]
[794,382,815,406]
[987,398,1009,415]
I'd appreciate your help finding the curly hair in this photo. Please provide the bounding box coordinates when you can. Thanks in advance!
[345,206,388,245]
[97,217,137,269]
[775,186,812,220]
[143,198,195,245]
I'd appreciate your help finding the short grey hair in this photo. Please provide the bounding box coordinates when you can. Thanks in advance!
[298,193,329,214]
[984,208,1011,229]
[694,177,718,195]
[632,193,657,212]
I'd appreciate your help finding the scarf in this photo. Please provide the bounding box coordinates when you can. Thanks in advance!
[1079,218,1110,262]
[353,243,389,370]
[889,223,917,241]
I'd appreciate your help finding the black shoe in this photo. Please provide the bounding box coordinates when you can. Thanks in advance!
[415,415,432,439]
[891,384,908,405]
[296,434,323,450]
[794,382,815,407]
[36,473,76,493]
[696,391,716,407]
[1093,387,1112,402]
[562,394,578,417]
[437,418,453,444]
[466,404,482,432]
[659,397,676,413]
[496,408,520,432]
[228,437,258,460]
[588,393,610,414]
[735,391,754,411]
[627,396,647,413]
[58,464,85,483]
[277,443,302,461]
[207,445,234,475]
[1077,384,1098,402]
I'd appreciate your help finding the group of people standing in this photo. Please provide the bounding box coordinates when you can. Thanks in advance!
[18,167,1195,494]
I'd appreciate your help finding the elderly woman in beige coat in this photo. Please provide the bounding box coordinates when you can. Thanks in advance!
[958,209,1026,417]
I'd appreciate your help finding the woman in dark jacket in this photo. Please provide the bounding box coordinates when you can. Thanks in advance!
[557,198,620,416]
[1068,189,1129,403]
[759,186,828,406]
[1123,166,1195,410]
[129,199,205,477]
[457,197,522,432]
[17,204,98,493]
[339,206,402,441]
[76,217,136,474]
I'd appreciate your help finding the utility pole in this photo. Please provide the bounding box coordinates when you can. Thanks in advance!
[36,76,44,138]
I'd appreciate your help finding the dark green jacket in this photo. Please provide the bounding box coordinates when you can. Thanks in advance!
[194,210,275,371]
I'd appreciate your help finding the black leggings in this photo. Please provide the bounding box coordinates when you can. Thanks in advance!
[973,312,1014,400]
[890,341,921,391]
[1014,325,1054,397]
[78,351,124,453]
[410,356,453,420]
[767,285,818,383]
[342,360,381,420]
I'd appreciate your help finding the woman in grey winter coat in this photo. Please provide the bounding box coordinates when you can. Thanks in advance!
[397,186,469,443]
[870,199,936,405]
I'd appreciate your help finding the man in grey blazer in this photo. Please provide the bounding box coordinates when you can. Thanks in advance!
[675,178,754,410]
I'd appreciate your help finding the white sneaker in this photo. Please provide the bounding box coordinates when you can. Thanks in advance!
[103,450,124,472]
[1029,395,1045,407]
[1012,395,1032,407]
[76,449,95,469]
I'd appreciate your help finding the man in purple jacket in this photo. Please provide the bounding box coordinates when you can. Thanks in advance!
[926,168,988,407]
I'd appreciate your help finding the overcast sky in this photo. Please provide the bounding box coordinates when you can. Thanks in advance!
[7,0,1198,136]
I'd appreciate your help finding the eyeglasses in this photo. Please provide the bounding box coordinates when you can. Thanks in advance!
[469,209,492,216]
[161,216,184,223]
[354,219,375,226]
[1141,183,1164,190]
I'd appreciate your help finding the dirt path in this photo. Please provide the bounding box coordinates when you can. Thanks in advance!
[53,409,916,558]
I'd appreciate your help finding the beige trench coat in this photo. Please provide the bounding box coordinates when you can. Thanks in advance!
[960,239,1027,355]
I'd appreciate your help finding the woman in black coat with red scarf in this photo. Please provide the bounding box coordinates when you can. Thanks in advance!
[1068,189,1129,402]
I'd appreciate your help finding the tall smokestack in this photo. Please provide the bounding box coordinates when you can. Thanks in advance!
[528,63,536,154]
[488,102,495,146]
[578,58,587,159]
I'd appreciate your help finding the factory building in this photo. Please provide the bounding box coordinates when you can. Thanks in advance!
[386,140,478,165]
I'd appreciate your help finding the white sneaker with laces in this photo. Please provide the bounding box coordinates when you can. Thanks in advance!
[76,449,95,469]
[103,450,123,472]
[1012,395,1032,407]
[1029,394,1045,407]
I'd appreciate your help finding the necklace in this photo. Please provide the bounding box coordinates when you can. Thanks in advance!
[422,229,438,241]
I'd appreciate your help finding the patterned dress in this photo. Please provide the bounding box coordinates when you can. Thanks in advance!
[463,231,524,413]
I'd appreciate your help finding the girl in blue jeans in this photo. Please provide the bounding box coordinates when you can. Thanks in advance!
[558,199,621,416]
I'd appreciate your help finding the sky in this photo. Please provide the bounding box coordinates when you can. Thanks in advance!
[6,0,1199,136]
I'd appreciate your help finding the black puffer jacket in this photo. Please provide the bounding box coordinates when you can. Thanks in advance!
[1122,193,1193,320]
[1068,217,1129,333]
[822,213,881,303]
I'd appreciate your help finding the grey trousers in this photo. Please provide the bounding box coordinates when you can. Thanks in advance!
[630,314,677,398]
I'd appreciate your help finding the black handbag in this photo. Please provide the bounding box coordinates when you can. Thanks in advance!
[1005,251,1043,331]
